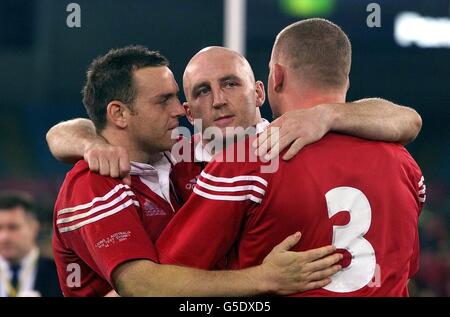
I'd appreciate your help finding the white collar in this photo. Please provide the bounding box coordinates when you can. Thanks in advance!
[0,247,40,297]
[130,152,175,210]
[194,118,270,163]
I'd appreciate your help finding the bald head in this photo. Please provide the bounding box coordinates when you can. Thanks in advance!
[272,18,352,90]
[183,46,256,100]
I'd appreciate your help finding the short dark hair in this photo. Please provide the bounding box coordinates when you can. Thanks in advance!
[0,191,37,218]
[274,18,352,89]
[82,45,169,131]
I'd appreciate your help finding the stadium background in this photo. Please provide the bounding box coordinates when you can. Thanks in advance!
[0,0,448,296]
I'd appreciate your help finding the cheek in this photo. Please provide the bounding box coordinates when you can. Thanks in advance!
[193,105,213,122]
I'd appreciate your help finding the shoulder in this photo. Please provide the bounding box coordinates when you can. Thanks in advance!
[55,160,134,212]
[207,135,271,176]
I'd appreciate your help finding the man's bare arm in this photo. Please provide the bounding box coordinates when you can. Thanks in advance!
[256,98,422,160]
[113,233,342,297]
[46,118,131,183]
[333,98,422,145]
[46,118,98,163]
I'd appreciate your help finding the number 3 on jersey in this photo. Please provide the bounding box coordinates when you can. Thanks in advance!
[323,186,376,293]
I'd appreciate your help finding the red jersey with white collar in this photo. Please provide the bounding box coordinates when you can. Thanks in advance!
[53,160,179,296]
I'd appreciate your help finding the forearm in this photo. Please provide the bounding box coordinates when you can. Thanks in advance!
[114,261,269,297]
[150,265,268,297]
[46,118,101,163]
[326,98,422,145]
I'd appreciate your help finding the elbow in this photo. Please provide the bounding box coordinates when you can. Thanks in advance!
[45,127,57,157]
[402,110,422,145]
[413,111,423,138]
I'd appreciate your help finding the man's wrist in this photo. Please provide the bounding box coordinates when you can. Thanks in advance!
[320,103,342,132]
[82,135,107,156]
[248,263,276,295]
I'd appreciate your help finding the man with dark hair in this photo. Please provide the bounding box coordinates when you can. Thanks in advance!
[82,46,169,132]
[0,192,62,297]
[52,45,343,297]
[157,19,425,296]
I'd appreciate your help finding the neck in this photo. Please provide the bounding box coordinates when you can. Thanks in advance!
[280,87,346,112]
[101,129,162,164]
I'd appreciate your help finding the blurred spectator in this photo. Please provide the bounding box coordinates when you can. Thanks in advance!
[0,191,62,297]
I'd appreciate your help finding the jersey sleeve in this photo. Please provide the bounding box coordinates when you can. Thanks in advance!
[54,171,158,285]
[157,154,270,269]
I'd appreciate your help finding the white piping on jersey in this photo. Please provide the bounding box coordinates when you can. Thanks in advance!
[196,178,266,195]
[58,199,139,233]
[418,185,426,195]
[418,176,424,187]
[418,176,426,202]
[200,171,268,187]
[57,184,131,216]
[193,187,262,204]
[56,190,138,224]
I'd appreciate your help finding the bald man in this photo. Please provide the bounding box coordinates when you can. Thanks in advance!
[50,45,344,297]
[157,20,424,296]
[46,45,421,296]
[47,46,421,202]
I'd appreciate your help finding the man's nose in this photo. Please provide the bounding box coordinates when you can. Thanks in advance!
[172,99,186,118]
[212,88,226,109]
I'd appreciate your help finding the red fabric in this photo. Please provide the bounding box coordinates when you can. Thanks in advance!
[158,133,424,296]
[53,161,177,297]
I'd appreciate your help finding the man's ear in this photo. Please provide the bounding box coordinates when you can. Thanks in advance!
[106,101,130,129]
[273,63,285,93]
[255,81,266,108]
[183,102,194,125]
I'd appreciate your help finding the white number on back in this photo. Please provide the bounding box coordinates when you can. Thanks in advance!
[323,186,376,293]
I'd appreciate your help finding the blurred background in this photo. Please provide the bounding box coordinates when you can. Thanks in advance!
[0,0,448,296]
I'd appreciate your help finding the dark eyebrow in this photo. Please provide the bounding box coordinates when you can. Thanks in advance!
[151,92,177,102]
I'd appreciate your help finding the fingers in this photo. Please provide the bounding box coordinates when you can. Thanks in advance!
[305,253,343,272]
[119,156,132,185]
[272,232,302,252]
[253,129,269,149]
[303,278,332,291]
[282,138,307,161]
[118,153,131,178]
[98,158,110,176]
[255,127,281,161]
[87,156,100,173]
[307,264,342,282]
[253,118,282,149]
[84,143,130,181]
[110,158,120,178]
[254,130,272,159]
[301,245,336,263]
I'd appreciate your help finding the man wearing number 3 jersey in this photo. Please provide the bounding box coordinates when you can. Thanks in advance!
[156,18,425,296]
